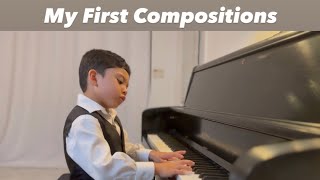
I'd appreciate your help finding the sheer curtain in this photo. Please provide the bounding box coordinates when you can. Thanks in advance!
[0,31,150,168]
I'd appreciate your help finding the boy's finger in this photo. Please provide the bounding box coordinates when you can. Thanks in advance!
[173,152,184,159]
[178,164,192,171]
[164,152,184,159]
[168,157,179,161]
[179,160,195,166]
[175,169,193,175]
[175,150,186,155]
[180,170,194,175]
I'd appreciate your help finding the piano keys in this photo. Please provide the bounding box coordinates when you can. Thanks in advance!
[142,31,320,180]
[148,133,229,180]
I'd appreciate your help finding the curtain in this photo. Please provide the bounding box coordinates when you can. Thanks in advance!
[0,31,150,168]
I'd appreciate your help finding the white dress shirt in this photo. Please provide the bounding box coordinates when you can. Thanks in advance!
[66,94,154,180]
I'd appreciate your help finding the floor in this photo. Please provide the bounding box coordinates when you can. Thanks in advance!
[0,167,68,180]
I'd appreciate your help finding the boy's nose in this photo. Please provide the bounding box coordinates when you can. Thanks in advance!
[122,88,127,95]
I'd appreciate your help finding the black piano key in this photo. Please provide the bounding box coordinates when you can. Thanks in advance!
[194,163,222,168]
[194,167,224,172]
[198,170,228,176]
[195,170,228,176]
[202,176,228,180]
[195,170,226,176]
[199,172,228,177]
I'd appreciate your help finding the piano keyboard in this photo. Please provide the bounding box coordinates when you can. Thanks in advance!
[147,133,229,180]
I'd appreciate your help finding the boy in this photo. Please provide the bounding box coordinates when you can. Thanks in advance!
[63,49,194,180]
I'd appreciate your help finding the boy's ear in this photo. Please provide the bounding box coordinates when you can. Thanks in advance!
[88,69,98,86]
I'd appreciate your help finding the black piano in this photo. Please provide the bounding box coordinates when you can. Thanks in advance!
[142,31,320,180]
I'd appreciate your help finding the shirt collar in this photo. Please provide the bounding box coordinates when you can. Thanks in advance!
[77,94,117,119]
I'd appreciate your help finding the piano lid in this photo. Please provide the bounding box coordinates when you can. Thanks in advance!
[184,31,320,124]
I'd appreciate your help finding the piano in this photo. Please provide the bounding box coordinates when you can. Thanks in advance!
[142,31,320,180]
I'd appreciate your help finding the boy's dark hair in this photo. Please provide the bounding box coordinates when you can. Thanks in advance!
[79,49,131,92]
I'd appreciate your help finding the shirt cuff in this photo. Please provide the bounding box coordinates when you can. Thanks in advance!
[136,149,152,161]
[136,162,154,180]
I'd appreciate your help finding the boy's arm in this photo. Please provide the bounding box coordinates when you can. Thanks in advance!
[66,115,154,180]
[123,129,152,161]
[124,130,192,163]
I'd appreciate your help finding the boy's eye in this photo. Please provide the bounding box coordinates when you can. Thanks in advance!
[117,79,123,84]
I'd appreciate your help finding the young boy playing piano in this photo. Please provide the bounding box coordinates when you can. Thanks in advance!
[63,49,194,179]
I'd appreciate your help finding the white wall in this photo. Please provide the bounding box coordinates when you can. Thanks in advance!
[0,31,150,167]
[148,31,199,107]
[199,31,280,64]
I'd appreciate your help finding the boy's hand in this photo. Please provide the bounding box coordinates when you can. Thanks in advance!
[154,160,195,178]
[149,150,186,162]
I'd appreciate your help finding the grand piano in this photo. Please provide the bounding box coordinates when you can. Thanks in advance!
[142,31,320,180]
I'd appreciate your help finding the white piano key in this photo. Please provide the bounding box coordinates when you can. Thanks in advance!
[147,134,173,152]
[177,173,201,180]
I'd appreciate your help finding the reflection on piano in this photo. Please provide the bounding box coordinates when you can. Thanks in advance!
[142,32,320,180]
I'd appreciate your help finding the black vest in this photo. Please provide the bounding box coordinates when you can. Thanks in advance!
[63,105,125,180]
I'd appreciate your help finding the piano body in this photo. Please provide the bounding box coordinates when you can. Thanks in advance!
[142,31,320,180]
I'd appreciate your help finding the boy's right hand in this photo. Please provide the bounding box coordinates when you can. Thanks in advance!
[154,159,195,178]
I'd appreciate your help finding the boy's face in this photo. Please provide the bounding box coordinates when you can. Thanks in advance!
[95,67,129,109]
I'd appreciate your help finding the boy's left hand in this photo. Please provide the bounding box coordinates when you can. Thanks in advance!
[149,150,186,162]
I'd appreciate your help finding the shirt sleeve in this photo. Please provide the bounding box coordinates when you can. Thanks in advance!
[66,114,154,180]
[123,128,152,161]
